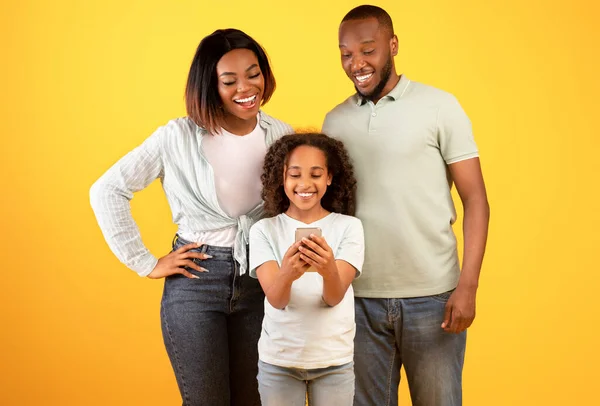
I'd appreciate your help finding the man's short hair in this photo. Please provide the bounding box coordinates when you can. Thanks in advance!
[341,5,394,36]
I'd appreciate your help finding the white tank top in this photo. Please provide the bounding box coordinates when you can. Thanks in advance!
[179,119,267,247]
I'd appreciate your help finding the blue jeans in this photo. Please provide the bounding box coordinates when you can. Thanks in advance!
[160,236,265,406]
[354,292,466,406]
[258,360,355,406]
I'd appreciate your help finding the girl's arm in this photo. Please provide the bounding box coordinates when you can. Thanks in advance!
[299,236,357,306]
[255,242,309,309]
[299,219,364,306]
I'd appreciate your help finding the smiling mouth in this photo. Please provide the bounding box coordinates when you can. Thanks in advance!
[354,73,373,86]
[233,94,258,108]
[296,192,315,198]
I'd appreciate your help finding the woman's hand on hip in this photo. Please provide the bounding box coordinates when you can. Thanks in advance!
[147,242,211,279]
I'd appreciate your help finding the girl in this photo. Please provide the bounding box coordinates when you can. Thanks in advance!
[249,132,365,406]
[90,29,292,406]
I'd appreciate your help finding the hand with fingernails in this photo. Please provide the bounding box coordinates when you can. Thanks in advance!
[298,235,337,277]
[147,242,212,279]
[279,241,311,282]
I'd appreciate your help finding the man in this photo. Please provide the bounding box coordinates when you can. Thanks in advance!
[322,5,490,406]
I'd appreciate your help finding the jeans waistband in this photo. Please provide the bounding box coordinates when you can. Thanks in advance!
[173,234,235,255]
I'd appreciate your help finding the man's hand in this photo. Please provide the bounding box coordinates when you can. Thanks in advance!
[441,286,477,333]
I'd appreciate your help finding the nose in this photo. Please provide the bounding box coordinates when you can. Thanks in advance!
[237,78,251,93]
[297,176,311,188]
[350,55,366,73]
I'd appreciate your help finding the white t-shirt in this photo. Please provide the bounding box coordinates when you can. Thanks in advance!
[180,119,266,247]
[249,212,365,369]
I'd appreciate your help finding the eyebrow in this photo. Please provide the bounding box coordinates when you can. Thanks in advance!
[288,166,325,170]
[339,39,376,48]
[219,63,259,77]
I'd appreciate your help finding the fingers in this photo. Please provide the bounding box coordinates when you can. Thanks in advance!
[456,315,474,333]
[299,253,317,267]
[284,241,302,258]
[441,302,452,330]
[179,260,209,276]
[446,308,471,333]
[448,312,461,333]
[175,242,202,254]
[298,244,323,264]
[300,236,329,257]
[185,251,213,261]
[180,268,200,279]
[177,259,203,272]
[291,251,309,267]
[174,243,211,261]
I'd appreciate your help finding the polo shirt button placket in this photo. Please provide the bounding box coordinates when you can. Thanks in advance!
[369,109,377,132]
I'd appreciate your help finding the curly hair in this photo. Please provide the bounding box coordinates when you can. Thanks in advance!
[262,132,357,217]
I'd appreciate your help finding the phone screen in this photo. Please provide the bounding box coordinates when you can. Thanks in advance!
[295,227,322,243]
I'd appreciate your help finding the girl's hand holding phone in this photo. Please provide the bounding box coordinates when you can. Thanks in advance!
[298,236,337,278]
[280,241,310,282]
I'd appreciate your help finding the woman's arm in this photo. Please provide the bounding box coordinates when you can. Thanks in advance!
[89,130,164,276]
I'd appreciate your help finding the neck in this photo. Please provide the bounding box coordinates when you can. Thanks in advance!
[285,205,330,224]
[222,114,258,136]
[372,71,401,104]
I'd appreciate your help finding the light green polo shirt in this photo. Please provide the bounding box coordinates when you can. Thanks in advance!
[322,76,479,298]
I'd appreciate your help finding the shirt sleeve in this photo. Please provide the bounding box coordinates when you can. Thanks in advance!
[89,126,166,277]
[249,220,278,278]
[437,95,479,164]
[334,217,365,278]
[322,112,336,136]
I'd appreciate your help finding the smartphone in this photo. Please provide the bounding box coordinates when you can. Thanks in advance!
[295,227,322,243]
[295,227,322,272]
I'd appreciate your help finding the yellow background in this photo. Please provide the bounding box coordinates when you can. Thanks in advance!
[1,0,598,404]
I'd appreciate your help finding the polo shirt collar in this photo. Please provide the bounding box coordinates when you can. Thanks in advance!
[355,74,411,106]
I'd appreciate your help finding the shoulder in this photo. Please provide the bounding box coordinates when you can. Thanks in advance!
[166,117,201,137]
[259,111,294,136]
[406,80,461,108]
[324,95,359,123]
[330,213,363,232]
[149,117,200,145]
[251,214,286,235]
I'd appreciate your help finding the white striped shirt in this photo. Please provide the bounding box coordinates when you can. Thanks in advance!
[90,111,293,277]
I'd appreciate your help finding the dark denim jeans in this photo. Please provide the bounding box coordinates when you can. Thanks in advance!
[354,292,466,406]
[160,236,265,406]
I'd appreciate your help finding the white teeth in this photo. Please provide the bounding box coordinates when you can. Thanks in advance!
[297,192,314,197]
[356,73,373,82]
[234,95,257,103]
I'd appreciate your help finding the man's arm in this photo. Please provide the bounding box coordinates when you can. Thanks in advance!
[442,157,490,333]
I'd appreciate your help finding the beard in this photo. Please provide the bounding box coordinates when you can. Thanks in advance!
[355,54,393,102]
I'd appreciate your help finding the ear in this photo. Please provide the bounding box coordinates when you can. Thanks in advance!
[390,35,399,57]
[327,173,333,186]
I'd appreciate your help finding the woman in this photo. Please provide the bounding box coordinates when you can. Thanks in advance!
[90,29,292,406]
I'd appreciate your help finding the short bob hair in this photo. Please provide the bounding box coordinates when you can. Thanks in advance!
[185,29,276,135]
